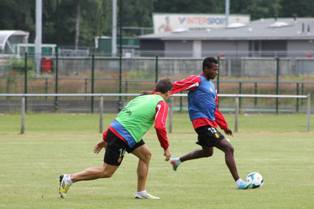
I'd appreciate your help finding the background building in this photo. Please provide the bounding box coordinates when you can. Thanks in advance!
[139,18,314,58]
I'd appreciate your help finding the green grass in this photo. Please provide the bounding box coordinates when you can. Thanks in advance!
[0,113,314,209]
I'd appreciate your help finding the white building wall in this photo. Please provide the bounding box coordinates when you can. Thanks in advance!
[164,40,193,57]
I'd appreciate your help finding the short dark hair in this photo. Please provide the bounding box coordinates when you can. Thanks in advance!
[155,78,172,93]
[202,57,218,71]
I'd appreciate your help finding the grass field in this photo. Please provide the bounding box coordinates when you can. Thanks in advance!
[0,113,314,209]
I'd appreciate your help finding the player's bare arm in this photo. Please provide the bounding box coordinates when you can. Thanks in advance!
[94,140,106,154]
[224,128,233,136]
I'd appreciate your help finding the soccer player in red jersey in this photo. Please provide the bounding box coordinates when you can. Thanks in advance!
[170,57,250,189]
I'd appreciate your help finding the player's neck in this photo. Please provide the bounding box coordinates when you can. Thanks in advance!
[154,92,168,100]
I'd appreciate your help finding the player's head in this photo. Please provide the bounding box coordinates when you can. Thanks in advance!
[155,78,172,99]
[202,57,218,80]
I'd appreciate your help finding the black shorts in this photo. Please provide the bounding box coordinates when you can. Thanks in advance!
[104,130,145,166]
[195,126,225,147]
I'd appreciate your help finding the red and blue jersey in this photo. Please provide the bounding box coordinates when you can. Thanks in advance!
[171,74,228,130]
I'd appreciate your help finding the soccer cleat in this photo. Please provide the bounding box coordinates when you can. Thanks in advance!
[59,174,72,198]
[237,180,251,190]
[135,192,160,200]
[170,157,181,171]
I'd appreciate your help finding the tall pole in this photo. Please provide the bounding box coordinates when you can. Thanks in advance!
[118,0,123,112]
[91,54,95,113]
[24,52,28,112]
[225,0,230,27]
[112,0,117,56]
[35,0,42,76]
[276,57,280,114]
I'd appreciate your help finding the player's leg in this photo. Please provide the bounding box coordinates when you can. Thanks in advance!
[132,144,151,192]
[214,138,250,189]
[170,147,213,171]
[70,163,118,182]
[171,126,215,170]
[59,131,125,198]
[132,143,159,199]
[214,138,238,180]
[181,147,213,161]
[59,163,118,198]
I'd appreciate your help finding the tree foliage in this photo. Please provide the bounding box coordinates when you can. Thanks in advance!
[0,0,313,47]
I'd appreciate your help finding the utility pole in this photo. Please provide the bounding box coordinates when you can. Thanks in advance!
[35,0,42,76]
[225,0,230,27]
[112,0,117,56]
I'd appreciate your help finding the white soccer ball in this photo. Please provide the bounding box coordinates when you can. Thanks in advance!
[246,171,264,189]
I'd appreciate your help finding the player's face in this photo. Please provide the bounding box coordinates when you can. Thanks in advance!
[164,92,170,99]
[204,64,218,80]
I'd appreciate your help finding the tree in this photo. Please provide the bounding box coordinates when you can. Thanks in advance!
[280,0,314,17]
[0,0,35,39]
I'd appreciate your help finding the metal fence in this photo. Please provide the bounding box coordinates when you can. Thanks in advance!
[1,53,314,113]
[0,93,311,134]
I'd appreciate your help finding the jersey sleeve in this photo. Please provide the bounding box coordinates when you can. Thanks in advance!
[154,100,169,150]
[170,75,201,94]
[214,96,229,130]
[102,129,108,142]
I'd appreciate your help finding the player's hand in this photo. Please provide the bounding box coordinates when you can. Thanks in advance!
[164,148,171,161]
[224,128,233,136]
[94,141,106,154]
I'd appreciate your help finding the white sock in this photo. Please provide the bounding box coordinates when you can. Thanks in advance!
[236,179,244,186]
[174,157,181,164]
[64,174,73,185]
[136,190,147,195]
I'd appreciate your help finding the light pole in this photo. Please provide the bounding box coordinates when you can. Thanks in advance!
[225,0,230,27]
[118,0,123,112]
[35,0,42,76]
[112,0,117,56]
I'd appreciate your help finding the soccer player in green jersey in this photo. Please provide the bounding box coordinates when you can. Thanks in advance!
[59,79,172,199]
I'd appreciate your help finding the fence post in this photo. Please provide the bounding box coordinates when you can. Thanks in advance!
[84,78,88,101]
[238,81,242,111]
[306,94,311,132]
[179,96,183,112]
[155,56,159,83]
[254,82,258,107]
[234,97,239,133]
[125,80,128,93]
[168,98,173,133]
[91,54,95,113]
[296,83,300,113]
[275,57,280,114]
[99,96,104,133]
[24,52,28,112]
[54,46,59,111]
[45,78,48,101]
[216,56,220,93]
[301,82,305,105]
[20,97,26,134]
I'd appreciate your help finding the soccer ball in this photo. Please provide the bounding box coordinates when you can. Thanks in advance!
[246,171,264,189]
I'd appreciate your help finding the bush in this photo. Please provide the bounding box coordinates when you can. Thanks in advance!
[9,58,35,72]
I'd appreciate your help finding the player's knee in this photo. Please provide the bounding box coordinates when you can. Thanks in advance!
[225,145,234,155]
[144,151,152,162]
[100,170,113,178]
[203,149,213,157]
[99,167,115,178]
